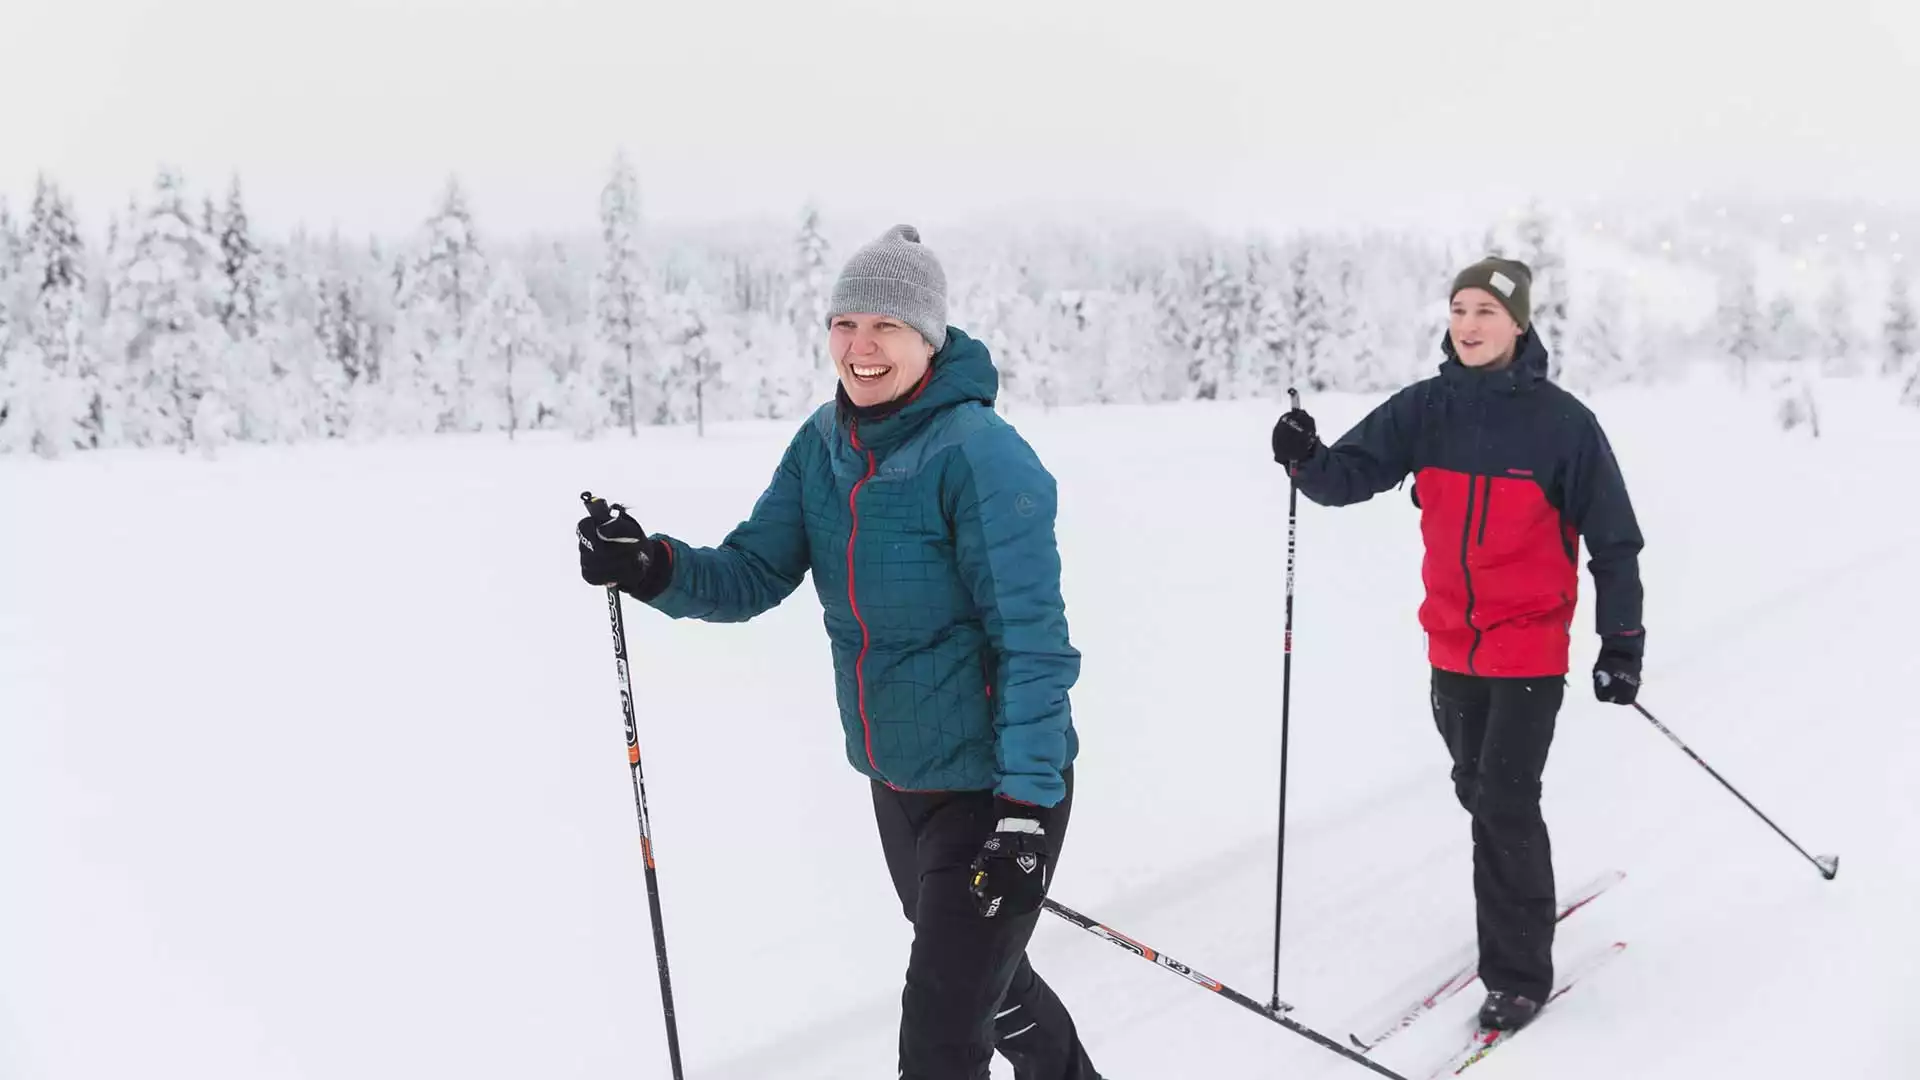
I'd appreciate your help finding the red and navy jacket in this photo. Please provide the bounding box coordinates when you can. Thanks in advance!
[1291,329,1644,678]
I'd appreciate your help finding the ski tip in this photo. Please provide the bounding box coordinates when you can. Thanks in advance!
[1816,854,1840,880]
[1348,1034,1371,1053]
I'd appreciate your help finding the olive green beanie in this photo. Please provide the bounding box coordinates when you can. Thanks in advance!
[1450,257,1533,328]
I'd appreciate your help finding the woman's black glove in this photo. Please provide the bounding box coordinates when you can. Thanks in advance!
[577,492,670,599]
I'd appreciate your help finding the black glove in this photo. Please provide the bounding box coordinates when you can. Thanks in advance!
[576,492,668,597]
[969,800,1051,919]
[1592,647,1642,706]
[1271,407,1321,466]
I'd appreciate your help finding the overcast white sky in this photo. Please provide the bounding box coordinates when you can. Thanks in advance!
[3,0,1917,241]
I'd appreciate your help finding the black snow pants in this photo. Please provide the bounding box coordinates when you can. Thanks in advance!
[873,769,1100,1080]
[1430,668,1564,1002]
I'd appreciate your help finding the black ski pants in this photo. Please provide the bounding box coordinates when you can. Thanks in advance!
[1430,668,1563,1002]
[873,770,1100,1080]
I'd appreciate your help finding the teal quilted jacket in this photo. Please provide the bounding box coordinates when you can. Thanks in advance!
[641,328,1081,806]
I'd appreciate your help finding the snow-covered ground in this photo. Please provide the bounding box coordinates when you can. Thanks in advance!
[3,377,1916,1079]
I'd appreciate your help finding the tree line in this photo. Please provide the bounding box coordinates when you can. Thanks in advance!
[2,161,1915,457]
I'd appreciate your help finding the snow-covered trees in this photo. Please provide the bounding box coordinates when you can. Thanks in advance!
[1817,276,1856,377]
[1187,253,1240,400]
[1571,274,1634,389]
[596,152,648,435]
[19,177,98,453]
[1718,265,1764,389]
[1275,241,1331,393]
[217,177,265,340]
[658,282,718,434]
[0,196,23,312]
[5,169,1913,457]
[107,168,233,450]
[0,263,42,455]
[1890,274,1919,407]
[476,263,553,438]
[394,177,490,434]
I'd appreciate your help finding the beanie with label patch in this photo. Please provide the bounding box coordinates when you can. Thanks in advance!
[1451,257,1533,329]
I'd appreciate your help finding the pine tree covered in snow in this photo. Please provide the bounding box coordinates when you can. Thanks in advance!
[1768,295,1810,367]
[309,240,380,437]
[475,263,554,438]
[108,168,234,450]
[0,195,23,307]
[0,195,23,449]
[1719,266,1764,388]
[0,275,32,453]
[660,283,719,434]
[26,177,102,451]
[1278,241,1332,392]
[787,203,833,396]
[1152,262,1195,396]
[219,183,300,443]
[1762,294,1820,434]
[596,153,648,435]
[1571,274,1633,388]
[395,177,489,433]
[1817,275,1857,376]
[217,177,265,340]
[1884,273,1916,389]
[100,196,135,324]
[1188,253,1241,400]
[1328,252,1388,391]
[0,195,28,443]
[1243,241,1282,395]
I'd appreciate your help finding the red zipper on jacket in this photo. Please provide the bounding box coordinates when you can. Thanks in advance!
[846,423,881,776]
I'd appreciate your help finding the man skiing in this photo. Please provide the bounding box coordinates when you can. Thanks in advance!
[576,225,1101,1079]
[1268,257,1647,1033]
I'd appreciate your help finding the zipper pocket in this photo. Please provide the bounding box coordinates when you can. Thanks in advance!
[1476,475,1494,546]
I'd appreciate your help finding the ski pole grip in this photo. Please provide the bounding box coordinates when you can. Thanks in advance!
[1287,387,1300,410]
[581,490,614,525]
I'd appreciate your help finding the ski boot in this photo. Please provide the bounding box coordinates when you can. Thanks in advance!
[1477,990,1541,1032]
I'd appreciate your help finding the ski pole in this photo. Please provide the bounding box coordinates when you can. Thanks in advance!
[1633,701,1838,881]
[1042,899,1407,1080]
[581,491,687,1079]
[1270,385,1301,1013]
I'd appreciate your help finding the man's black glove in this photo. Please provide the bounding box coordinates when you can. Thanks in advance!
[1271,407,1321,466]
[969,800,1051,919]
[577,492,669,598]
[1592,645,1642,706]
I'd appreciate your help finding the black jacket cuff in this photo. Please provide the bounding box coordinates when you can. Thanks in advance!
[1599,630,1645,661]
[619,538,674,602]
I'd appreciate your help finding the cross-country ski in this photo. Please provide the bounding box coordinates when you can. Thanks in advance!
[1348,869,1627,1054]
[1422,941,1630,1078]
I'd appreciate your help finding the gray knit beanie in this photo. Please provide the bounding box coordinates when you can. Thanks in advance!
[826,224,948,351]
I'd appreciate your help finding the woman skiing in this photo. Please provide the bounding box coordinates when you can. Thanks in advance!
[575,225,1101,1080]
[1268,257,1647,1033]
